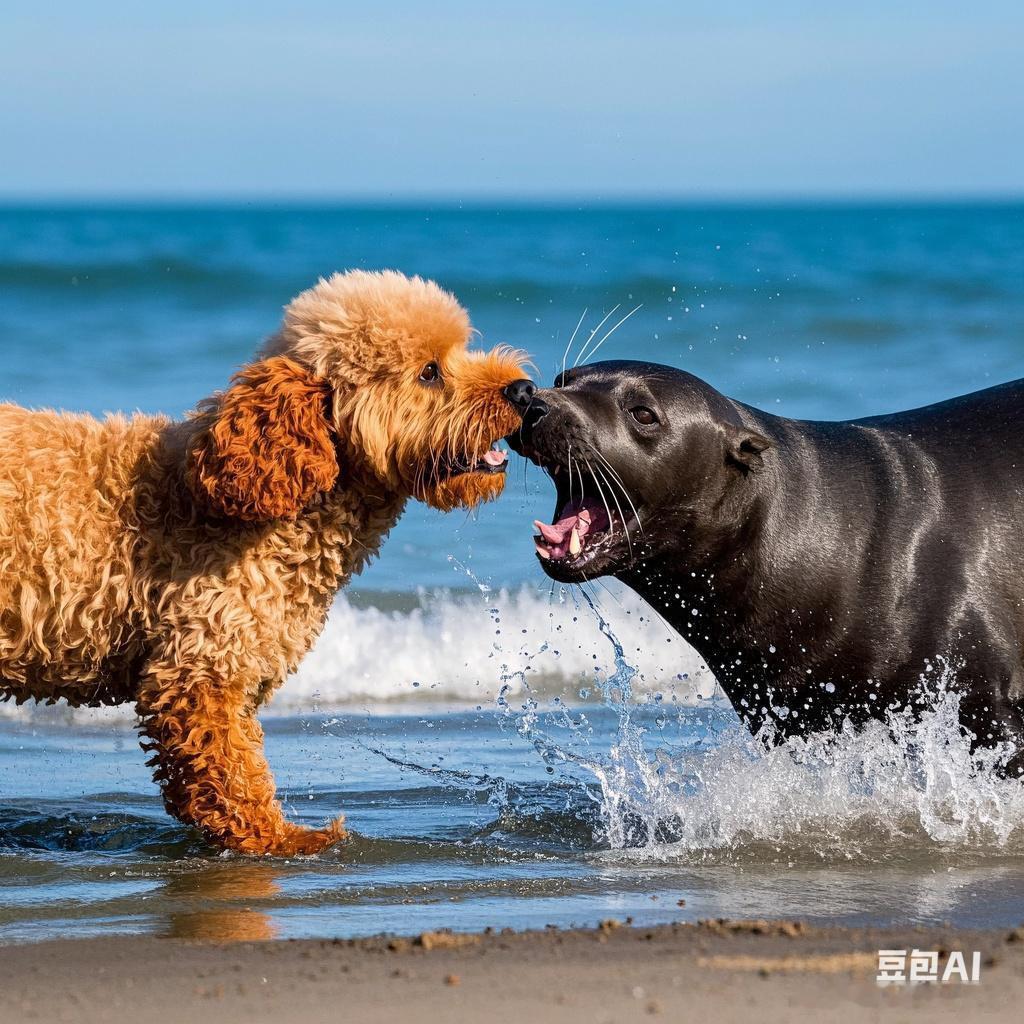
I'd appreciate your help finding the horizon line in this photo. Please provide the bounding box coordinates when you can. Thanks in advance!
[0,190,1022,209]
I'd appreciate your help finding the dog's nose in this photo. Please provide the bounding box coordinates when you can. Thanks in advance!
[503,378,536,411]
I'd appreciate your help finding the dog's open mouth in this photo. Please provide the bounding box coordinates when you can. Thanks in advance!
[436,443,509,481]
[531,461,642,580]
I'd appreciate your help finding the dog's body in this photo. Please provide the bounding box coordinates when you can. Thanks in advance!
[510,362,1024,774]
[1,271,527,854]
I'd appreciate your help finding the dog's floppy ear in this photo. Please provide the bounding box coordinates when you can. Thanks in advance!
[187,356,339,521]
[724,424,771,473]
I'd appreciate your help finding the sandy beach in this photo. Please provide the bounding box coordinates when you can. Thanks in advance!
[4,918,1022,1023]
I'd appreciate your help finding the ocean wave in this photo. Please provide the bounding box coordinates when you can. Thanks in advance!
[0,584,715,724]
[0,256,267,295]
[0,260,860,309]
[289,584,713,707]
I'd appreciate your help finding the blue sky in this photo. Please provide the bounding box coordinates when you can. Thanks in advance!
[2,1,1021,199]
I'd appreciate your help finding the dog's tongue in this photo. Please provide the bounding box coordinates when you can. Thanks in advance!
[482,448,507,467]
[533,497,610,559]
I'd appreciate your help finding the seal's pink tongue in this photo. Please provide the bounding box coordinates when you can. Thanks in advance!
[535,518,573,544]
[533,497,610,560]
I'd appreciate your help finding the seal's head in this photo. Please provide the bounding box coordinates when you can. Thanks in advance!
[507,360,771,583]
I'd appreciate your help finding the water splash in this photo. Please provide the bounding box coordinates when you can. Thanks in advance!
[510,596,1024,865]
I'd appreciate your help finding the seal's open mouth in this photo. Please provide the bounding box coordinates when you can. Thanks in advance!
[531,461,642,579]
[534,491,609,561]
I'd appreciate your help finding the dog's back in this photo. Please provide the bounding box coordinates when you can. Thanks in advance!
[0,403,166,705]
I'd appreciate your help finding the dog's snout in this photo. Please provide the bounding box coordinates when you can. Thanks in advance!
[503,378,536,410]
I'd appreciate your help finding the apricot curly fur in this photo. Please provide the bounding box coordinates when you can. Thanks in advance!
[0,270,526,855]
[188,357,339,522]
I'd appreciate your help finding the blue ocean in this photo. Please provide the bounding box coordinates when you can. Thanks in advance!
[2,203,1024,943]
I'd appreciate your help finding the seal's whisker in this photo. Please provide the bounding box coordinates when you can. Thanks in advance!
[591,574,623,607]
[568,444,587,511]
[572,449,587,509]
[594,462,633,559]
[579,577,603,608]
[591,451,643,531]
[590,449,644,535]
[580,303,643,364]
[584,456,616,540]
[572,305,620,368]
[560,307,589,380]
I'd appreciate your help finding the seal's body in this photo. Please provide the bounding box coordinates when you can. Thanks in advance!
[507,362,1024,773]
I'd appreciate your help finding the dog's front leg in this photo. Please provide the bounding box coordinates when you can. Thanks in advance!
[136,666,345,855]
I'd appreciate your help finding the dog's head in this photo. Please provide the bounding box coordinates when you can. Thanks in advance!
[187,270,531,520]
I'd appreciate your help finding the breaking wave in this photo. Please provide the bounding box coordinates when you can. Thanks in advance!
[0,583,715,723]
[293,583,714,707]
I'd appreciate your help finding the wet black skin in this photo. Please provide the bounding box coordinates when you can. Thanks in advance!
[507,360,1024,774]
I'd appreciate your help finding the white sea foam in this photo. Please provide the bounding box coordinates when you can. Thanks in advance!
[0,583,715,723]
[286,583,714,708]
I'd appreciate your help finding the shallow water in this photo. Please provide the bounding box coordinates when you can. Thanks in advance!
[4,589,1024,940]
[4,660,1024,943]
[3,203,1024,941]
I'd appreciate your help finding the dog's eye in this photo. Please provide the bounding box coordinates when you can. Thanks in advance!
[419,362,441,384]
[629,406,658,426]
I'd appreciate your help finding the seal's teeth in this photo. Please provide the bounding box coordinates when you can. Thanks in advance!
[569,527,582,556]
[534,540,551,559]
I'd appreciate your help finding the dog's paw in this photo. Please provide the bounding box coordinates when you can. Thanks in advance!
[273,817,347,857]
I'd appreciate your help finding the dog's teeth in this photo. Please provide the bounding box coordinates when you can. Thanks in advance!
[534,540,551,560]
[569,527,582,556]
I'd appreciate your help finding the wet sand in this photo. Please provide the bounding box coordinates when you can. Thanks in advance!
[4,919,1023,1023]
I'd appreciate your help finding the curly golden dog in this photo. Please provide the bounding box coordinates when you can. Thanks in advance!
[0,270,529,855]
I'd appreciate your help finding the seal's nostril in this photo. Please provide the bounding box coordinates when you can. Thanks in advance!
[503,378,536,410]
[522,395,548,431]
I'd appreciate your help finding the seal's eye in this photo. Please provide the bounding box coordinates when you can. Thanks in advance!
[419,362,441,384]
[630,406,658,426]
